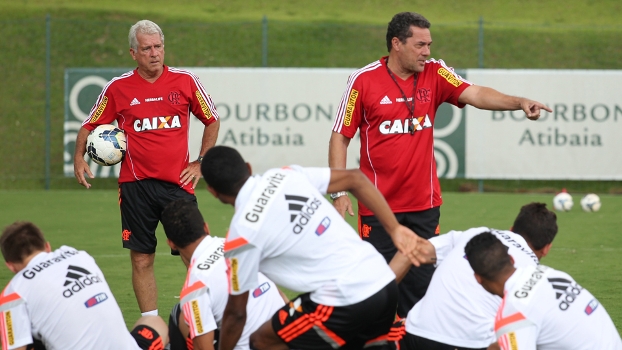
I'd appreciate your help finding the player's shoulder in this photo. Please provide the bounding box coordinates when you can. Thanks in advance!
[348,59,384,82]
[505,265,555,308]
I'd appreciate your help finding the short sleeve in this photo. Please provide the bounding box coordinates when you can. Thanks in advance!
[433,60,471,108]
[187,73,219,126]
[288,166,330,194]
[81,84,120,131]
[224,237,261,295]
[181,284,217,339]
[332,74,364,138]
[0,290,33,349]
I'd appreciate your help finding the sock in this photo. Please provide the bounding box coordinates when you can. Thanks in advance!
[141,309,158,317]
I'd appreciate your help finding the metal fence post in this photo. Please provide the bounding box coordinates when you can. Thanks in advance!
[478,16,484,192]
[262,15,268,67]
[478,16,484,68]
[45,14,51,190]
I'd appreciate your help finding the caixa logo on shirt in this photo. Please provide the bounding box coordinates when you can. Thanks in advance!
[379,116,432,134]
[133,115,181,132]
[62,265,103,298]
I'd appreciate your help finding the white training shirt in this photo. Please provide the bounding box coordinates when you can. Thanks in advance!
[406,227,539,348]
[224,166,395,306]
[0,246,139,350]
[496,265,622,350]
[180,236,284,350]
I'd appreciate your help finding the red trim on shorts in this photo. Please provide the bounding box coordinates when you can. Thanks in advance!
[277,304,344,346]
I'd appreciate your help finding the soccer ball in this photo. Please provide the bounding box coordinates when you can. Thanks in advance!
[580,193,601,212]
[86,124,126,166]
[553,192,573,211]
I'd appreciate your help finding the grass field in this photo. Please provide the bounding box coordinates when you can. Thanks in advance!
[1,188,620,334]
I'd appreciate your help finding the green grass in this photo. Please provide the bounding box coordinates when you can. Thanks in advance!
[1,190,620,334]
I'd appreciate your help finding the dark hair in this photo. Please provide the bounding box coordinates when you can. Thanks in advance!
[386,12,431,52]
[512,202,558,251]
[1,221,46,263]
[465,232,513,281]
[201,146,250,196]
[161,199,206,248]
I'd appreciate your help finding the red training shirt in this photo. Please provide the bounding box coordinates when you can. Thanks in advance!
[82,66,219,194]
[332,57,471,215]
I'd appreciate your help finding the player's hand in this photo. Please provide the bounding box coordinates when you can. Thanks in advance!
[391,225,436,266]
[180,161,201,189]
[332,195,354,218]
[73,157,94,189]
[520,98,552,120]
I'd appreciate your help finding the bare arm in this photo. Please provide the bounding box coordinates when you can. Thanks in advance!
[73,126,93,189]
[218,292,248,350]
[458,85,552,120]
[181,119,220,189]
[328,132,354,217]
[327,169,431,266]
[389,247,437,283]
[193,331,215,350]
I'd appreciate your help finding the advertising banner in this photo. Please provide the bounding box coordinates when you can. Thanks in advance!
[465,70,622,179]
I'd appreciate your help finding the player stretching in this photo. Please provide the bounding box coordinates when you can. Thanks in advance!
[200,145,432,350]
[466,232,622,350]
[0,221,169,350]
[160,198,286,350]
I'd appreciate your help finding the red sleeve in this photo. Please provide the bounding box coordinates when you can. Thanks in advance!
[331,73,365,139]
[81,84,119,131]
[432,60,471,108]
[187,73,219,126]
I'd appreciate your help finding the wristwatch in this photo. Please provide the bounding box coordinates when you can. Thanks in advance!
[196,155,204,163]
[330,191,348,200]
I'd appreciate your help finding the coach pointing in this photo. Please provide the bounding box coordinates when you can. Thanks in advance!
[328,12,552,317]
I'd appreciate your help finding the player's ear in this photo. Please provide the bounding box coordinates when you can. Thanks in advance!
[509,255,515,266]
[246,162,252,175]
[166,239,177,251]
[473,272,483,285]
[203,222,210,236]
[207,185,218,198]
[44,241,52,253]
[5,262,18,274]
[540,243,553,258]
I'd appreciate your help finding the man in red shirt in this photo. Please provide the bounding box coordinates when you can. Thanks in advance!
[73,20,220,318]
[329,12,551,317]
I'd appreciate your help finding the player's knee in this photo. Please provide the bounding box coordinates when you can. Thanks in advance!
[249,331,265,350]
[131,251,155,269]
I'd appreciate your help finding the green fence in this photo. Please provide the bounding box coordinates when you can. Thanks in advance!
[1,16,622,192]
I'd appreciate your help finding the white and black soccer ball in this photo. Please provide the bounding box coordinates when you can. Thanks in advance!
[86,124,126,166]
[580,193,601,212]
[553,191,573,212]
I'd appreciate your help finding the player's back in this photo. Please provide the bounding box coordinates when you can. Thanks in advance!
[497,265,622,350]
[1,246,138,350]
[228,166,395,307]
[406,228,539,348]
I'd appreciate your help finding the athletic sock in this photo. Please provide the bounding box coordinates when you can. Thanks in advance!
[141,309,158,317]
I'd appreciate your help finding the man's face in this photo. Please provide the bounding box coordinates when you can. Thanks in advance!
[130,32,165,75]
[395,26,432,73]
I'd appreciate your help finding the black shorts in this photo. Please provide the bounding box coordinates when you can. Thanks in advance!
[119,179,197,253]
[131,324,165,350]
[359,207,440,318]
[401,332,487,350]
[272,280,398,350]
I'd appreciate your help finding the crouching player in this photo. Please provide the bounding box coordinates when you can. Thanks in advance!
[160,199,286,350]
[200,146,432,350]
[0,221,169,350]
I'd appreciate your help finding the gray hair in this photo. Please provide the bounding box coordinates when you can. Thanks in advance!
[128,20,164,50]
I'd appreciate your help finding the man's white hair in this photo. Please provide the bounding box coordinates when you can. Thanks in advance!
[128,20,164,50]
